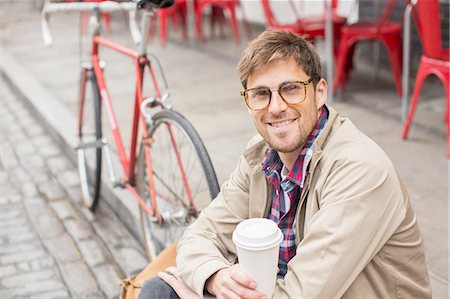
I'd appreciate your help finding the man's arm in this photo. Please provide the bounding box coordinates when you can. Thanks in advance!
[176,153,255,296]
[272,157,407,298]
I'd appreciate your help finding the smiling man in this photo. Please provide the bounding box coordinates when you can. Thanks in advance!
[139,30,432,299]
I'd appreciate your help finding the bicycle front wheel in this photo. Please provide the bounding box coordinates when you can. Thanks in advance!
[136,109,219,261]
[77,69,102,211]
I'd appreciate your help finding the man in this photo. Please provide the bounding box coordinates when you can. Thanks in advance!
[139,30,432,299]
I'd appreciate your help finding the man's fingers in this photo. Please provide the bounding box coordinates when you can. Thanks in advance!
[229,265,257,290]
[158,271,178,284]
[165,266,180,278]
[224,269,266,299]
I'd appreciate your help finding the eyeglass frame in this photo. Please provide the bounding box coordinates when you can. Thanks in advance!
[240,77,315,111]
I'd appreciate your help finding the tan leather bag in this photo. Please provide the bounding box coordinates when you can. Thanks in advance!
[120,243,177,299]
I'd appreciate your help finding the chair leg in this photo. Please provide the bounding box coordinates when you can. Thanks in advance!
[195,3,205,41]
[227,3,240,43]
[239,1,252,39]
[384,39,403,97]
[402,63,427,139]
[333,38,352,93]
[159,11,168,47]
[180,5,188,40]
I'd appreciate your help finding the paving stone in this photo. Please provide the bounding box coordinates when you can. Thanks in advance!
[18,114,38,128]
[0,289,15,299]
[2,270,54,288]
[29,168,52,185]
[32,135,53,147]
[45,234,81,263]
[65,219,94,241]
[0,249,46,265]
[34,289,71,299]
[0,225,33,239]
[0,265,17,279]
[57,169,80,189]
[24,197,65,239]
[30,256,56,271]
[17,262,31,272]
[50,200,77,220]
[18,153,46,169]
[6,129,26,144]
[37,180,66,200]
[93,264,123,299]
[0,205,22,219]
[26,125,45,137]
[66,186,83,204]
[13,107,31,120]
[9,167,32,184]
[14,141,36,156]
[60,260,101,298]
[0,143,19,169]
[37,144,61,158]
[0,214,28,229]
[6,123,21,135]
[6,231,37,243]
[0,194,21,204]
[78,239,107,267]
[0,241,39,255]
[20,181,39,197]
[46,156,73,174]
[117,247,148,276]
[9,279,66,297]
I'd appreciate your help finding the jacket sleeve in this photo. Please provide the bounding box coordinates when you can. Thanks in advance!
[176,153,253,297]
[272,157,407,298]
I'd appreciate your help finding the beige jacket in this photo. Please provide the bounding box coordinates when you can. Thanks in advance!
[177,106,432,298]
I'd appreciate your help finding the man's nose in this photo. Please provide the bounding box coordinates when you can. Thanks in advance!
[268,92,288,115]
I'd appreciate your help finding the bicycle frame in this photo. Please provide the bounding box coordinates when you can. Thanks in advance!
[77,8,195,222]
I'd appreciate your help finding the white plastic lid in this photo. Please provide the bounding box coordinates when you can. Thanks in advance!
[232,218,283,251]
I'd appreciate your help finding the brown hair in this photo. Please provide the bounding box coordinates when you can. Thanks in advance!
[237,30,322,88]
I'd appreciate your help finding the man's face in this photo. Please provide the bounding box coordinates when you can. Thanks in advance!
[246,58,327,154]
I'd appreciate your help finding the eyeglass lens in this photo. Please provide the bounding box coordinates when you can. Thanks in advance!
[246,82,306,110]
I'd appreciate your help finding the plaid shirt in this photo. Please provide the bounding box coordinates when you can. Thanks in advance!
[262,107,328,278]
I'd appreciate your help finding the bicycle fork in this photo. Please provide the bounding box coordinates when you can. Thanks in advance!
[77,63,122,189]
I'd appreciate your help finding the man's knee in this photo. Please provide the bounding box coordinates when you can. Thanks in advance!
[138,276,179,299]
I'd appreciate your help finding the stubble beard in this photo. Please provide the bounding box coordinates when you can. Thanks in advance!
[256,108,318,154]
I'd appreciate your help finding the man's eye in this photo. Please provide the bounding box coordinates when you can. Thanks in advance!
[281,83,301,93]
[252,89,270,98]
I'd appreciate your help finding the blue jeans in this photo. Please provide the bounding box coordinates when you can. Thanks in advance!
[138,276,179,299]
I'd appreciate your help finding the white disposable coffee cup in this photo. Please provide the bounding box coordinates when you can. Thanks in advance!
[232,218,283,297]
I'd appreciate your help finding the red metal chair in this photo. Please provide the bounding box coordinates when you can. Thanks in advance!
[333,0,403,96]
[154,0,188,47]
[260,0,346,55]
[194,0,249,43]
[402,0,450,154]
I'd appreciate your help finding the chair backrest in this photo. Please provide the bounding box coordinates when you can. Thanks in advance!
[413,0,443,58]
[260,0,278,27]
[376,0,399,29]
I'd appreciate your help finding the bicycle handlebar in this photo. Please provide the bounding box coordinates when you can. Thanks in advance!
[41,1,141,46]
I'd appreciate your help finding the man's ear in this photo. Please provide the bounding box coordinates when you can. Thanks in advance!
[315,78,328,109]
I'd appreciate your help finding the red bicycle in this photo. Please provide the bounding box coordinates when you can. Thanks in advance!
[41,0,220,261]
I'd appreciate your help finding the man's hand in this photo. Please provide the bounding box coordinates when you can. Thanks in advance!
[206,264,267,299]
[158,267,200,299]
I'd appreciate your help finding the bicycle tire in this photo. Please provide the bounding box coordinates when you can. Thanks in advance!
[77,69,102,211]
[136,109,219,261]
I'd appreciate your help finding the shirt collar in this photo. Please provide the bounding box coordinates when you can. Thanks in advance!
[262,106,329,187]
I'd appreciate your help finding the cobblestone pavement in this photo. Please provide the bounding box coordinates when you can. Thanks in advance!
[0,75,148,298]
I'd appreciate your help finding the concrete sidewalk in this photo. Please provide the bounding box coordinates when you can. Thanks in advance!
[1,1,448,298]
